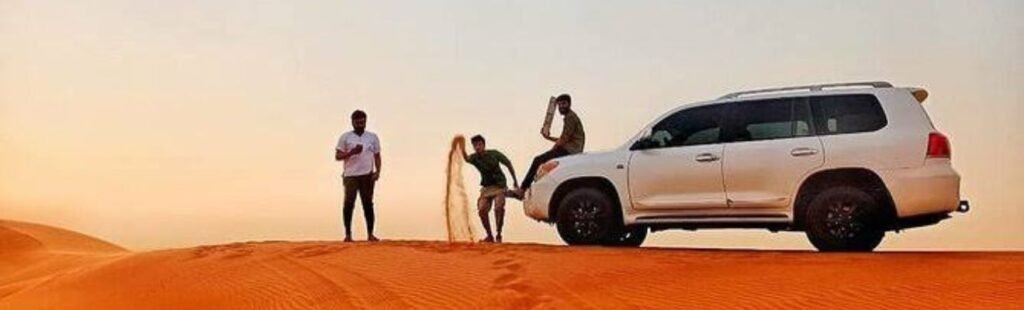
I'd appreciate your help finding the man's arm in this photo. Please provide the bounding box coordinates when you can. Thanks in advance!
[504,162,519,188]
[498,153,518,188]
[372,136,382,181]
[553,134,569,149]
[335,144,364,161]
[373,153,382,181]
[335,134,355,161]
[552,120,576,150]
[541,129,558,142]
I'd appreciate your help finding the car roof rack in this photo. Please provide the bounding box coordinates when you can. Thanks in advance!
[718,81,893,100]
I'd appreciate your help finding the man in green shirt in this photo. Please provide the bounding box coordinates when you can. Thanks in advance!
[510,93,585,198]
[461,135,518,243]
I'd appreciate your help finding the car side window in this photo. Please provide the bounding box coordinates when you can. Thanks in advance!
[649,104,725,148]
[728,97,815,142]
[731,98,794,142]
[810,95,887,135]
[793,98,814,137]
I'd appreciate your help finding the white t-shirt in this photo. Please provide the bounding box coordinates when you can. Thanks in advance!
[336,131,381,177]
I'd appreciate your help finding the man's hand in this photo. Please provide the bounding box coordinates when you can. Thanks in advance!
[540,129,557,142]
[372,171,380,182]
[337,144,364,161]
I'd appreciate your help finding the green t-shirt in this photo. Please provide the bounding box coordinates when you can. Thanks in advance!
[467,150,512,188]
[561,111,586,154]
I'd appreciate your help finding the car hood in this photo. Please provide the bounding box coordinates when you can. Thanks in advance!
[548,149,631,179]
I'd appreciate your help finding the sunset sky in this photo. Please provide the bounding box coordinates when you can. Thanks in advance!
[2,0,1021,250]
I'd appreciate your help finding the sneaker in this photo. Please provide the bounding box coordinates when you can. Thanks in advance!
[368,235,380,242]
[343,236,353,242]
[480,236,495,243]
[495,235,503,243]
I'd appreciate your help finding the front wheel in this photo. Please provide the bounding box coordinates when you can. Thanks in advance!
[556,188,619,245]
[804,186,886,252]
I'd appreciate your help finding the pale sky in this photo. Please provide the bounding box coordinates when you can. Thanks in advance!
[1,0,1021,250]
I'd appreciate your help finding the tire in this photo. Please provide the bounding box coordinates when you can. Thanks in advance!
[606,225,648,247]
[804,186,886,252]
[556,188,619,245]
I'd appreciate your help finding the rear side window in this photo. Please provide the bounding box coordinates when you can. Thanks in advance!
[810,95,887,135]
[730,98,814,142]
[650,104,725,148]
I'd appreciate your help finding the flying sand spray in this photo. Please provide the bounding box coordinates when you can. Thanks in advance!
[444,135,476,242]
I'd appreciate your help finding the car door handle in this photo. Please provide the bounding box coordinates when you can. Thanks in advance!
[695,153,720,162]
[790,147,819,157]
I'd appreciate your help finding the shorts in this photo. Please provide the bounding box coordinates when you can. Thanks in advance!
[478,186,507,212]
[479,185,507,199]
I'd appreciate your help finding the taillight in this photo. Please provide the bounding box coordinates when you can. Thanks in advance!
[927,132,951,159]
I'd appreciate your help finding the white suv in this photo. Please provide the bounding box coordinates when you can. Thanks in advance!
[523,81,968,251]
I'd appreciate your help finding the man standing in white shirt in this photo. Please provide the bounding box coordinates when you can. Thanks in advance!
[335,110,382,242]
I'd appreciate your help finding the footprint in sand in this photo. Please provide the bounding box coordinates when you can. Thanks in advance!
[291,244,353,258]
[488,251,553,308]
[189,244,254,260]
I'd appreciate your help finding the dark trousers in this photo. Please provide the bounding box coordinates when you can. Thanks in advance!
[521,147,571,190]
[343,174,376,236]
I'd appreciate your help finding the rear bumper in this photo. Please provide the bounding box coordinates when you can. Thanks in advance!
[893,212,950,230]
[892,201,968,230]
[878,160,961,218]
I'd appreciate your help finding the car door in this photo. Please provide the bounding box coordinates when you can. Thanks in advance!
[722,97,824,211]
[628,104,728,210]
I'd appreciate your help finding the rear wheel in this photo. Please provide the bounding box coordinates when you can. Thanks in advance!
[804,186,886,252]
[556,188,619,245]
[605,226,647,247]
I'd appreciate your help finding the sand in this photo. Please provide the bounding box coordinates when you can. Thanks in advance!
[2,219,1022,309]
[444,135,476,242]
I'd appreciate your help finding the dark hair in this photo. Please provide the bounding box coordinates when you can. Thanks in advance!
[555,94,572,104]
[470,135,485,144]
[351,110,367,120]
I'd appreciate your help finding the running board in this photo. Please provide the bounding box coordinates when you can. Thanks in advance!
[636,216,793,232]
[635,215,790,223]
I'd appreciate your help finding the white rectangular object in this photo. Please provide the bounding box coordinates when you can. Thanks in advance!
[541,96,556,137]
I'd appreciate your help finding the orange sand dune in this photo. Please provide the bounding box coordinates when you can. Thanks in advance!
[1,220,1022,309]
